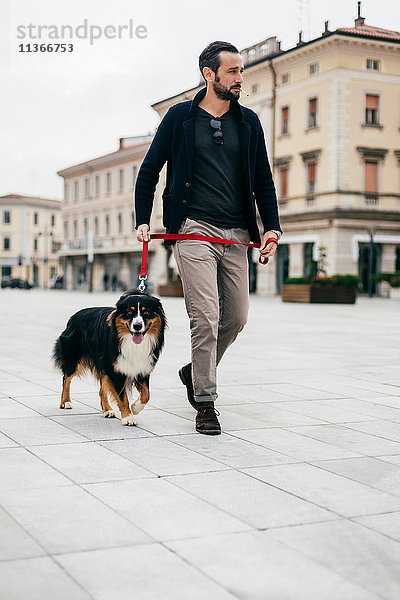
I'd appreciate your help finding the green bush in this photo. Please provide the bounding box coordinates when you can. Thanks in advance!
[391,275,400,288]
[371,272,399,284]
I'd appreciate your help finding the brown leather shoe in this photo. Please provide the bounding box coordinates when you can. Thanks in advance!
[195,402,221,435]
[178,363,200,410]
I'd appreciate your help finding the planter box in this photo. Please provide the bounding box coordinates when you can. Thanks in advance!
[158,282,184,297]
[282,284,357,304]
[281,284,311,303]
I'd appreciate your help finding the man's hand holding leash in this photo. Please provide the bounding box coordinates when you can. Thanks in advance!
[259,230,279,260]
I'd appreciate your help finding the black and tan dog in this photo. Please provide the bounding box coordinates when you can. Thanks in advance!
[53,289,167,425]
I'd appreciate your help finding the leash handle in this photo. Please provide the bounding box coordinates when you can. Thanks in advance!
[139,233,278,290]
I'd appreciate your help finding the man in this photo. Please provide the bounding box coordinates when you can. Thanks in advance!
[135,41,282,435]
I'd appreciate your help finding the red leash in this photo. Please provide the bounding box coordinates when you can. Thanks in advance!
[138,233,278,291]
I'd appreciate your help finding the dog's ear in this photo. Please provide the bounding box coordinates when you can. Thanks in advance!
[106,309,117,327]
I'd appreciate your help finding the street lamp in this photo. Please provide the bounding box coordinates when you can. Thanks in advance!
[366,225,378,298]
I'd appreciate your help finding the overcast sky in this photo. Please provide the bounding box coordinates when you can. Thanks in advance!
[2,0,399,200]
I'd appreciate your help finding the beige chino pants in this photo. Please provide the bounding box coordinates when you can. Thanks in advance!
[172,217,251,404]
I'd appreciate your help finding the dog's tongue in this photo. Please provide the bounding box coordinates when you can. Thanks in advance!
[132,332,144,344]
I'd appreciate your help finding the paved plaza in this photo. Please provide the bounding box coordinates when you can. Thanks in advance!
[0,288,400,599]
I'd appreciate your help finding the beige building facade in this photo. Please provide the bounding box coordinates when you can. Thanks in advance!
[151,13,400,295]
[57,136,167,292]
[0,194,62,287]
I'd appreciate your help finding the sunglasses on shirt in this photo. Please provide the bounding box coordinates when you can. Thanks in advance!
[210,118,224,145]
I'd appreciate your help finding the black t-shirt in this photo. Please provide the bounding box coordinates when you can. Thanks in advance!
[186,105,247,228]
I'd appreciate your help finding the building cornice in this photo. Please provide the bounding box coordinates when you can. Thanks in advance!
[57,142,151,178]
[0,195,62,209]
[281,207,400,224]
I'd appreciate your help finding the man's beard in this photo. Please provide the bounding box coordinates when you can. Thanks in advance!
[212,76,240,101]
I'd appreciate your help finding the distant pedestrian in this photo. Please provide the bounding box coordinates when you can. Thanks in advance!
[103,272,110,291]
[111,274,117,291]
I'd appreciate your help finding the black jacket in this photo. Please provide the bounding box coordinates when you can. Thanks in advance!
[135,87,282,246]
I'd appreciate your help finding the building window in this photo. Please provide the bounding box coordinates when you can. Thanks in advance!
[366,59,380,71]
[281,106,289,135]
[118,212,123,234]
[106,172,111,194]
[84,217,88,236]
[131,210,135,232]
[73,219,78,239]
[94,216,99,235]
[248,48,256,61]
[252,84,260,95]
[310,63,319,76]
[364,160,379,205]
[308,97,318,128]
[84,177,89,198]
[64,182,69,202]
[132,165,137,189]
[74,180,79,201]
[260,43,269,55]
[105,214,110,235]
[51,214,55,227]
[95,175,100,197]
[307,162,316,194]
[282,73,290,85]
[3,211,10,224]
[33,238,38,251]
[3,237,10,251]
[64,220,68,240]
[119,169,124,192]
[34,212,38,225]
[365,94,380,125]
[279,167,288,199]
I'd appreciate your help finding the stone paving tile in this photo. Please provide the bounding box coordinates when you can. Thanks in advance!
[230,427,364,461]
[166,530,382,600]
[29,441,155,484]
[84,478,250,541]
[0,447,72,491]
[242,462,400,517]
[167,469,337,528]
[286,423,400,456]
[0,506,45,561]
[267,519,400,600]
[310,456,400,496]
[0,397,46,419]
[0,431,19,448]
[0,415,87,446]
[165,432,300,469]
[0,380,57,397]
[344,420,400,444]
[0,556,92,600]
[100,437,227,476]
[132,407,195,435]
[353,512,400,543]
[52,413,154,441]
[12,393,102,416]
[57,544,237,600]
[0,485,151,554]
[267,398,381,424]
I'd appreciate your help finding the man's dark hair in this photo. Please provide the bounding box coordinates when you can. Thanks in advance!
[199,41,239,82]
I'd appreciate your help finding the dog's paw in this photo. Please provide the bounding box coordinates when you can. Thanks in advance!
[131,401,145,415]
[103,410,116,418]
[122,415,137,426]
[61,402,72,410]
